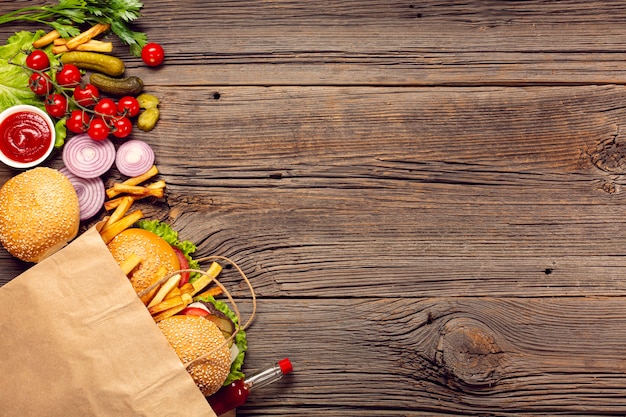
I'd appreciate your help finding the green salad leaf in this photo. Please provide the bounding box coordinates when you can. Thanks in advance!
[0,0,147,56]
[0,31,67,147]
[196,294,248,385]
[0,31,46,111]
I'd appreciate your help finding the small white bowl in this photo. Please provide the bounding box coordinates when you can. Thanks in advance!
[0,105,56,169]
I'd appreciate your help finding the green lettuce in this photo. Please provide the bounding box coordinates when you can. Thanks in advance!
[136,219,201,280]
[196,294,248,385]
[0,30,65,146]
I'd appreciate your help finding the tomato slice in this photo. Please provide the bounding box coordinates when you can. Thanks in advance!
[171,246,190,286]
[181,307,210,317]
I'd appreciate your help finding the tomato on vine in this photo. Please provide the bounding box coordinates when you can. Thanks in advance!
[87,116,110,141]
[66,110,90,133]
[112,116,133,138]
[73,83,100,107]
[56,64,82,87]
[28,72,53,95]
[25,50,50,71]
[44,93,68,118]
[94,98,117,120]
[117,96,140,117]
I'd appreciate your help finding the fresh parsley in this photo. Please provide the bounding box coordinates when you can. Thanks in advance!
[0,0,147,56]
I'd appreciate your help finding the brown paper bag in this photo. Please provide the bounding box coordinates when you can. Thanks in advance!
[0,226,217,417]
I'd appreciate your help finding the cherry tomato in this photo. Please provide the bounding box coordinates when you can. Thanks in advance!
[28,72,53,95]
[44,93,68,118]
[172,246,190,286]
[56,64,82,87]
[141,42,165,67]
[25,50,50,71]
[94,98,117,120]
[73,83,100,107]
[111,116,132,138]
[180,307,210,317]
[66,110,91,133]
[87,116,110,141]
[117,96,140,117]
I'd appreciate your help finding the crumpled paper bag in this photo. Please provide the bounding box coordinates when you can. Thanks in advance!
[0,226,217,417]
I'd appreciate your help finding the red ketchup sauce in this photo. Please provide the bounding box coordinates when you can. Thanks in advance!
[0,110,52,164]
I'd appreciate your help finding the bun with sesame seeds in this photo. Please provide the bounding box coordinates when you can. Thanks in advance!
[157,314,232,396]
[0,167,80,263]
[106,227,181,294]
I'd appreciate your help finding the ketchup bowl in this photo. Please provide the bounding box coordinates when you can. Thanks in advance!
[0,105,56,169]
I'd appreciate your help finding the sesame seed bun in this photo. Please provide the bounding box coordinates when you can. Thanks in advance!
[0,167,80,263]
[157,315,231,396]
[107,228,180,294]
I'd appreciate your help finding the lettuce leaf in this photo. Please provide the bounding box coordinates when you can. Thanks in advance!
[0,31,65,146]
[196,294,248,385]
[136,219,201,279]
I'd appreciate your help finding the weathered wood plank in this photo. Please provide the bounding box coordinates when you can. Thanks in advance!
[3,85,626,299]
[4,2,626,85]
[240,297,626,415]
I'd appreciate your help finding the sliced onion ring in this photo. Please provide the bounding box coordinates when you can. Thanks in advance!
[59,167,105,221]
[115,139,155,177]
[62,133,115,179]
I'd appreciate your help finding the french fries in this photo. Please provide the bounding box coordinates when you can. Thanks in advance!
[191,262,222,296]
[147,274,181,308]
[98,165,163,243]
[119,253,143,276]
[100,209,144,244]
[32,30,60,48]
[66,23,110,50]
[52,39,113,54]
[139,266,169,305]
[106,165,159,199]
[95,164,229,324]
[102,196,134,230]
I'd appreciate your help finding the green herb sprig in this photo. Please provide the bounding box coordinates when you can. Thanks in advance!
[0,0,147,56]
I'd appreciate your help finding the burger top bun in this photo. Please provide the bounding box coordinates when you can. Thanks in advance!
[157,315,231,396]
[107,228,180,293]
[0,167,80,263]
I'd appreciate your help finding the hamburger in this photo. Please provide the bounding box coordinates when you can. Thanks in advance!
[0,167,80,262]
[106,219,247,395]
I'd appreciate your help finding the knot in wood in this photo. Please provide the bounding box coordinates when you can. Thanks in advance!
[436,318,502,388]
[590,134,626,174]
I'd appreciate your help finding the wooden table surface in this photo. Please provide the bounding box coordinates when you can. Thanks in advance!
[3,1,626,415]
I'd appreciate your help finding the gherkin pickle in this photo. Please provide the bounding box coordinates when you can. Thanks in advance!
[137,107,160,131]
[136,93,160,109]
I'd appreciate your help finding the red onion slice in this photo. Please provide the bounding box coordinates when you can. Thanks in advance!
[115,139,155,177]
[62,133,115,179]
[59,167,106,221]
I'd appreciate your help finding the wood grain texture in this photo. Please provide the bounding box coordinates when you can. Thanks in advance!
[2,1,626,415]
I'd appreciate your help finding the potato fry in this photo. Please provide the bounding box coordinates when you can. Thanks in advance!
[66,23,110,50]
[139,266,169,305]
[152,294,193,322]
[33,29,60,48]
[148,295,185,315]
[106,180,165,200]
[119,253,143,276]
[164,285,181,300]
[99,209,144,244]
[191,262,223,296]
[105,166,159,199]
[52,39,113,54]
[102,196,133,229]
[196,286,224,299]
[179,282,195,296]
[147,273,181,308]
